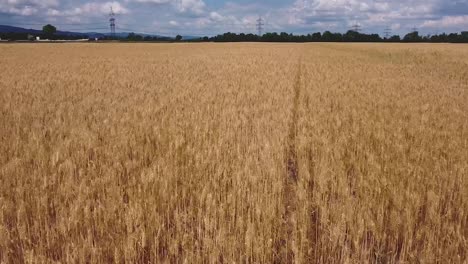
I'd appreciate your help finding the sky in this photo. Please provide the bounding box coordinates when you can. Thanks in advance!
[0,0,467,36]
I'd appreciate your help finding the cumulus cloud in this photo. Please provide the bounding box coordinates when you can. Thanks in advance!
[147,0,455,34]
[279,0,460,33]
[0,0,59,8]
[80,1,128,15]
[1,0,128,19]
[0,0,59,16]
[176,0,205,15]
[290,0,434,23]
[132,0,171,3]
[127,0,206,15]
[421,15,468,28]
[0,5,36,15]
[45,1,128,18]
[2,0,468,36]
[209,11,223,21]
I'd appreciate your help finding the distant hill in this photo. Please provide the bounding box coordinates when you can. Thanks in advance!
[0,25,99,37]
[0,25,42,34]
[0,25,173,39]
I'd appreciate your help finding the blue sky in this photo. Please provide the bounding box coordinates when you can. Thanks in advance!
[1,0,467,36]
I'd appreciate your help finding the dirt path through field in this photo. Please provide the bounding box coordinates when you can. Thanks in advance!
[275,57,302,263]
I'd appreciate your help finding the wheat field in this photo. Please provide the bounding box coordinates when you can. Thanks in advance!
[0,43,467,263]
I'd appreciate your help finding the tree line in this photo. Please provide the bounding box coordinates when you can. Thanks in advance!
[105,30,468,43]
[115,32,176,42]
[2,23,468,43]
[0,32,89,41]
[196,30,468,43]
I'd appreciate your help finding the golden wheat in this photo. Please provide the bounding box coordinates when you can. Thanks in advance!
[0,43,467,263]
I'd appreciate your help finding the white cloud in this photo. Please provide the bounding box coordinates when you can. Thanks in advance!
[2,0,468,36]
[421,15,468,28]
[0,0,128,18]
[176,0,205,15]
[80,2,128,15]
[34,0,59,8]
[49,1,128,17]
[209,11,223,21]
[1,0,58,8]
[281,0,448,33]
[46,8,60,16]
[128,0,206,15]
[391,23,401,30]
[0,0,57,15]
[6,5,37,15]
[131,0,171,3]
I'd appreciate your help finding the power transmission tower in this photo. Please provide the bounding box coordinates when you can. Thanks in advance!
[109,7,116,38]
[384,26,392,39]
[256,16,264,36]
[351,23,361,32]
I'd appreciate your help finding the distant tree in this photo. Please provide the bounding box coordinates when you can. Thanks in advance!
[430,33,447,42]
[388,35,401,42]
[461,32,468,43]
[344,30,360,42]
[42,24,57,39]
[403,31,422,42]
[1,32,29,40]
[279,32,290,42]
[322,31,334,42]
[311,32,322,41]
[175,35,183,41]
[262,32,279,42]
[447,33,461,43]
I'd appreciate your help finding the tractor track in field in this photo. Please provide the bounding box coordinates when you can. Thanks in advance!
[274,57,302,263]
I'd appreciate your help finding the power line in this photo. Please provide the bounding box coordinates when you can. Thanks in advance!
[59,28,109,32]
